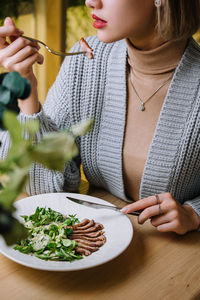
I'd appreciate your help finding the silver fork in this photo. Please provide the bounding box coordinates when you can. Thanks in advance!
[22,35,87,57]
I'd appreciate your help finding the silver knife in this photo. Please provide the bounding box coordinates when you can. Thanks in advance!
[66,196,142,216]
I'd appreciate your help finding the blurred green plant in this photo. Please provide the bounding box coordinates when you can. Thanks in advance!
[0,72,31,129]
[0,111,93,245]
[0,72,93,245]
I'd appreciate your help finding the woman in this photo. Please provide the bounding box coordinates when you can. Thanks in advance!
[0,0,200,234]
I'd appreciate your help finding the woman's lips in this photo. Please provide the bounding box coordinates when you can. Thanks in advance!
[92,14,107,29]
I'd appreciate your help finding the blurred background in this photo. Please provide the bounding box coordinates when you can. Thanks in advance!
[0,0,200,102]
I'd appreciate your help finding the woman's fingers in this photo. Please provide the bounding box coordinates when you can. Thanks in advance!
[8,36,40,50]
[138,204,164,224]
[1,37,38,58]
[0,24,23,37]
[3,45,43,71]
[12,52,44,76]
[0,17,23,49]
[0,34,43,76]
[0,26,22,37]
[0,17,41,75]
[150,213,171,227]
[1,37,30,58]
[121,195,158,214]
[156,221,181,233]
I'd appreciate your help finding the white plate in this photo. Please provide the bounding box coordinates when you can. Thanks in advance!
[0,193,133,271]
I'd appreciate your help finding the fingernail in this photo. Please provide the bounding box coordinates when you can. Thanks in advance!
[120,207,128,214]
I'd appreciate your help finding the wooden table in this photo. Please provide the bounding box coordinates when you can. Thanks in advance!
[0,188,200,300]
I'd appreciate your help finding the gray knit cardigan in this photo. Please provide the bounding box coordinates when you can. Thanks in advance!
[1,36,200,217]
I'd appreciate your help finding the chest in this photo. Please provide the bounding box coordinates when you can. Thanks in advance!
[76,39,200,201]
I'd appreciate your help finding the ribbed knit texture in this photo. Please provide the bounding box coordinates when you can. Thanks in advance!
[0,36,200,217]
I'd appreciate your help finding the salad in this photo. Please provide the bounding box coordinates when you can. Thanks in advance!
[14,207,82,262]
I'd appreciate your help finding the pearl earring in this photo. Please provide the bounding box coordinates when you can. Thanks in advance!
[155,0,161,7]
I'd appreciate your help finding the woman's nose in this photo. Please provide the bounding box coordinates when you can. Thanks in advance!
[85,0,102,9]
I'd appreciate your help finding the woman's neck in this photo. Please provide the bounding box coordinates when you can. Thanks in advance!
[129,33,165,51]
[126,38,188,75]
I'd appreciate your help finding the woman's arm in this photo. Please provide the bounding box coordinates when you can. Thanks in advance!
[0,18,81,195]
[18,58,81,195]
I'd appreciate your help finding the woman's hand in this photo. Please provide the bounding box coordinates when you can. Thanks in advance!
[0,17,43,80]
[0,17,44,114]
[121,193,200,234]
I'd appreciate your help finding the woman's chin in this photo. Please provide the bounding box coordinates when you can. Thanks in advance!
[97,32,123,44]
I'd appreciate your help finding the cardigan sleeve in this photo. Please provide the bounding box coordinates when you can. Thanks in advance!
[184,197,200,231]
[0,48,81,195]
[184,197,200,218]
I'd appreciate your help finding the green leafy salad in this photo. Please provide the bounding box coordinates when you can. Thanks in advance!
[14,207,82,262]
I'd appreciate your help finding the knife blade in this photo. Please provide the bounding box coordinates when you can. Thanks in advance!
[66,196,141,216]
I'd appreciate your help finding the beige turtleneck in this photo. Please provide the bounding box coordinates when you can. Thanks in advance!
[123,38,187,201]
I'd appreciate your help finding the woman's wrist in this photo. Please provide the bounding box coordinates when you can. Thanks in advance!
[18,73,40,115]
[183,204,200,231]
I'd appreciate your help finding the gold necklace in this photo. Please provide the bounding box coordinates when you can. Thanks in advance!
[129,72,174,111]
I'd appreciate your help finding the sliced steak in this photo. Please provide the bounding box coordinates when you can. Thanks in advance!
[72,218,90,229]
[69,234,106,242]
[76,242,99,252]
[79,230,104,238]
[70,218,106,257]
[75,247,91,256]
[72,223,104,234]
[72,219,94,230]
[72,238,105,247]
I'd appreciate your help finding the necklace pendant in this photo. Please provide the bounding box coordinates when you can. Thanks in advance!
[140,104,145,111]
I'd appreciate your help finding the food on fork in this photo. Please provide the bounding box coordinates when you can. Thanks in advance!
[79,38,94,59]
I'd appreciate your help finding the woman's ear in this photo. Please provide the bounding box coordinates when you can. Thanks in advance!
[154,0,161,8]
[155,0,165,8]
